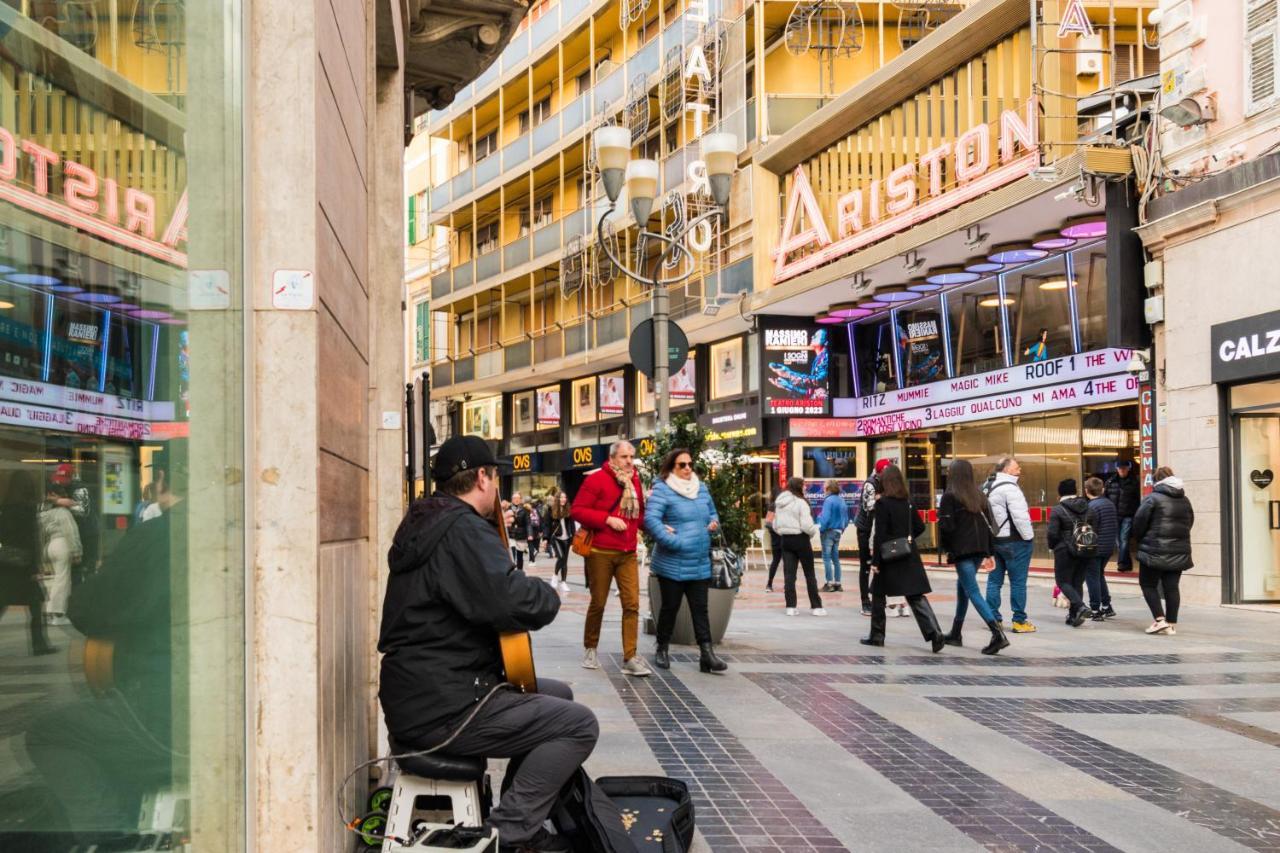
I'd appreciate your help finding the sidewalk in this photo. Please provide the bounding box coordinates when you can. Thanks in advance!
[523,550,1280,852]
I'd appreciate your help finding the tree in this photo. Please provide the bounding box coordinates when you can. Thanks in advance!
[638,414,755,555]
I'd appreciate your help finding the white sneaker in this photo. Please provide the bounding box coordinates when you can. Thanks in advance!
[558,581,571,593]
[582,648,600,669]
[812,608,828,617]
[896,604,909,618]
[621,656,652,677]
[1145,618,1169,635]
[1165,624,1177,635]
[785,607,798,616]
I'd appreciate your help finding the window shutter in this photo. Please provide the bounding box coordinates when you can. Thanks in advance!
[1247,0,1279,113]
[407,194,417,246]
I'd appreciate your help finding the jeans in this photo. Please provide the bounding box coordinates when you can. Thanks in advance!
[820,529,843,583]
[551,537,570,581]
[1085,553,1112,610]
[857,526,873,606]
[781,533,823,609]
[1117,516,1134,569]
[952,557,996,626]
[986,539,1033,624]
[655,575,712,645]
[583,549,640,659]
[1139,563,1182,623]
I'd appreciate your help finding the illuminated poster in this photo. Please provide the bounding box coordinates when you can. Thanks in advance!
[899,312,945,387]
[761,319,829,416]
[710,338,742,399]
[513,391,536,433]
[638,357,697,411]
[598,371,625,416]
[572,377,596,424]
[536,385,560,427]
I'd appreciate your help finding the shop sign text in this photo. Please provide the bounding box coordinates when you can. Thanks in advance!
[773,100,1039,283]
[0,377,175,422]
[1211,310,1280,384]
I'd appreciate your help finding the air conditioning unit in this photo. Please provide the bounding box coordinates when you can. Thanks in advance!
[1077,35,1104,76]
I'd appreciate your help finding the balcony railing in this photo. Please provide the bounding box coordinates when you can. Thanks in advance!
[505,339,533,370]
[451,167,474,198]
[454,356,475,384]
[594,310,626,347]
[593,68,624,113]
[533,220,560,257]
[431,181,450,211]
[767,96,831,136]
[432,271,451,298]
[432,361,452,388]
[476,248,501,281]
[476,151,502,187]
[504,235,531,269]
[564,322,586,356]
[533,330,564,362]
[454,259,474,289]
[502,133,530,171]
[477,349,503,378]
[532,10,559,46]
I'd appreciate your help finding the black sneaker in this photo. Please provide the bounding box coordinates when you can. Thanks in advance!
[821,582,834,592]
[1089,609,1106,621]
[1101,605,1117,618]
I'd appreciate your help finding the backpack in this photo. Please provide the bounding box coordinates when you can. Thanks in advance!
[1064,506,1098,558]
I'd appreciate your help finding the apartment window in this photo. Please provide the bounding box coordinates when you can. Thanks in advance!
[576,69,592,96]
[414,301,431,363]
[533,195,553,228]
[533,96,552,125]
[476,312,498,349]
[1247,0,1280,115]
[477,221,499,254]
[518,110,531,134]
[473,129,498,161]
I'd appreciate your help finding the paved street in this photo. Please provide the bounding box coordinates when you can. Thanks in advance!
[524,552,1280,852]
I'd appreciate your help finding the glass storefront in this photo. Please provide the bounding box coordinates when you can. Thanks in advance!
[1230,381,1280,603]
[0,4,245,851]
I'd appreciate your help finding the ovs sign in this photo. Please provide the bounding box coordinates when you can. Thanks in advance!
[773,100,1040,282]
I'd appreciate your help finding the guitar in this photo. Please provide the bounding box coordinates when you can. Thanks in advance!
[83,636,115,693]
[493,489,538,693]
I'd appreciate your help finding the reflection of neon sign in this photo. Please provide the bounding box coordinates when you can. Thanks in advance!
[0,127,187,266]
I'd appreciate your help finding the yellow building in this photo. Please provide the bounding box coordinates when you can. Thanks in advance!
[416,0,1157,498]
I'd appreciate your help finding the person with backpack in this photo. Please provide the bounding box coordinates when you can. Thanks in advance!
[1046,478,1098,628]
[855,459,891,616]
[818,481,850,592]
[937,460,1009,655]
[984,456,1037,633]
[1132,466,1195,636]
[526,499,543,566]
[860,465,944,651]
[509,492,531,571]
[1084,477,1118,619]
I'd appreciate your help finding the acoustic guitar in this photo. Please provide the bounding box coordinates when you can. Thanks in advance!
[83,636,115,693]
[493,489,538,693]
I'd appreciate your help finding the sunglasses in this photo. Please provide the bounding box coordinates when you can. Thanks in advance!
[675,461,693,469]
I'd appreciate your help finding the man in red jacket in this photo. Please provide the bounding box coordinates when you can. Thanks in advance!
[571,440,651,676]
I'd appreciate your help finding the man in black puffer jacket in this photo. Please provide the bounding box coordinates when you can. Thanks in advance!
[1132,466,1194,635]
[1105,460,1141,571]
[379,436,596,852]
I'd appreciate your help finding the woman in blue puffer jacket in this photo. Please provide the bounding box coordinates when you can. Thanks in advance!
[644,447,728,675]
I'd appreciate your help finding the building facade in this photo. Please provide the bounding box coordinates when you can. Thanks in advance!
[1136,0,1280,606]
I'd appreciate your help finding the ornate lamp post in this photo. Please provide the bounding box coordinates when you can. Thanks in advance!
[591,127,737,425]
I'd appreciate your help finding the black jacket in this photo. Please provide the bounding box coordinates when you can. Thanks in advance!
[937,493,995,563]
[870,495,931,597]
[1133,480,1195,571]
[550,513,576,540]
[508,504,530,541]
[379,494,560,740]
[1105,472,1141,518]
[1046,497,1096,555]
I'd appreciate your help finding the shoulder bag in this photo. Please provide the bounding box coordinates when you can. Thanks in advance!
[878,502,915,561]
[708,529,743,590]
[572,490,624,557]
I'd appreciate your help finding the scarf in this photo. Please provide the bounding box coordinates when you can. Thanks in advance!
[665,472,701,500]
[609,462,641,519]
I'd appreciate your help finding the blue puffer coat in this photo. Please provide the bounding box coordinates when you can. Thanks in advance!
[644,477,720,582]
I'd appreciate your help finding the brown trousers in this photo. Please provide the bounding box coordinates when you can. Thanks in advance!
[583,548,639,660]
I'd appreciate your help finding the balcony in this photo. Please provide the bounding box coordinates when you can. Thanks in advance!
[593,67,624,113]
[432,270,451,298]
[502,133,530,171]
[504,234,531,269]
[451,167,474,198]
[431,181,451,211]
[476,150,502,186]
[533,117,560,154]
[476,247,502,281]
[505,339,533,370]
[767,96,832,137]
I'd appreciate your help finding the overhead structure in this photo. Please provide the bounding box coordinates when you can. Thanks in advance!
[891,1,964,49]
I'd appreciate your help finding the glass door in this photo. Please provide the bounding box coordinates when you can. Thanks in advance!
[1235,415,1280,602]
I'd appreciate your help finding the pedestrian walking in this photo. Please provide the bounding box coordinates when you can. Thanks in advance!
[0,472,56,655]
[855,460,891,615]
[39,482,82,625]
[984,456,1037,633]
[644,448,728,674]
[818,481,849,592]
[549,492,575,594]
[1046,479,1098,628]
[1133,466,1194,636]
[1106,459,1140,572]
[527,500,543,566]
[1084,477,1118,619]
[938,460,1009,655]
[540,500,555,559]
[861,465,944,651]
[763,495,783,592]
[571,441,651,676]
[508,492,530,571]
[773,477,826,616]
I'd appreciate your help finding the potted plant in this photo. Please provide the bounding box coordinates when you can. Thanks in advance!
[638,415,754,645]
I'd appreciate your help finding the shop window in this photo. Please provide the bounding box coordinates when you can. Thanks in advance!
[895,298,946,387]
[1004,254,1074,364]
[1015,412,1082,561]
[1073,245,1109,352]
[946,278,1008,377]
[852,317,901,394]
[0,281,47,381]
[1081,404,1139,479]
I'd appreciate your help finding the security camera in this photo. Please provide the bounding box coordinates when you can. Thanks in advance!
[1125,349,1151,374]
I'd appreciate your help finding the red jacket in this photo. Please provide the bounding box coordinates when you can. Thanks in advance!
[570,465,645,553]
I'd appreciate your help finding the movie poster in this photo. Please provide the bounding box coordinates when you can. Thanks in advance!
[513,391,536,433]
[598,371,625,416]
[639,357,697,411]
[761,319,829,416]
[572,378,596,424]
[899,310,945,387]
[536,385,560,427]
[710,339,742,399]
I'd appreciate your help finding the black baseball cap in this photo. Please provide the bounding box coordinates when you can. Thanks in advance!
[1116,459,1132,468]
[431,435,512,483]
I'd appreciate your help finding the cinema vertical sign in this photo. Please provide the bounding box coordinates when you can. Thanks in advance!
[772,99,1041,283]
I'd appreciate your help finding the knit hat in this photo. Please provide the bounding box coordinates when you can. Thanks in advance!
[875,459,892,475]
[1057,478,1077,497]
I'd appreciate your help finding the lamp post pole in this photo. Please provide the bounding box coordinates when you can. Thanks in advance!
[653,274,670,425]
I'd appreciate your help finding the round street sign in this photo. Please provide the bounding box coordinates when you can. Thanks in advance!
[629,318,689,379]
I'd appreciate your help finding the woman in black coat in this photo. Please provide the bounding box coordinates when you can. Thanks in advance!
[938,459,1009,655]
[0,472,56,655]
[1132,466,1194,635]
[861,465,944,652]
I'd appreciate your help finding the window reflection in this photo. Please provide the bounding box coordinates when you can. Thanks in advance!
[1005,254,1073,364]
[946,278,1007,376]
[896,298,946,387]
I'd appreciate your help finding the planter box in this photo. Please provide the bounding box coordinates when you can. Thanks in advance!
[646,574,736,645]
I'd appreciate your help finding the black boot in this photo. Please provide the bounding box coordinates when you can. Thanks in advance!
[654,643,670,670]
[942,620,964,647]
[982,620,1010,656]
[698,642,728,674]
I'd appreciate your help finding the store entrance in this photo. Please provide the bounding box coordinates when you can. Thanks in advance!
[1235,414,1280,602]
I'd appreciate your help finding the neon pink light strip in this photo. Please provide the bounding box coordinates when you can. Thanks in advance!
[0,181,188,267]
[773,153,1040,284]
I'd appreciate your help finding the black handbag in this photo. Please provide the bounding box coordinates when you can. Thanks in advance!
[708,530,743,590]
[879,536,913,561]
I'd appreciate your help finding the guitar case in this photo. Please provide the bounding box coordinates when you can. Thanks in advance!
[551,770,694,853]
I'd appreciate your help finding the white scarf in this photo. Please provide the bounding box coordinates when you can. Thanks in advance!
[665,472,702,500]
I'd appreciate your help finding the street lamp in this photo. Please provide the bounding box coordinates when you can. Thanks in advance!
[591,128,737,425]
